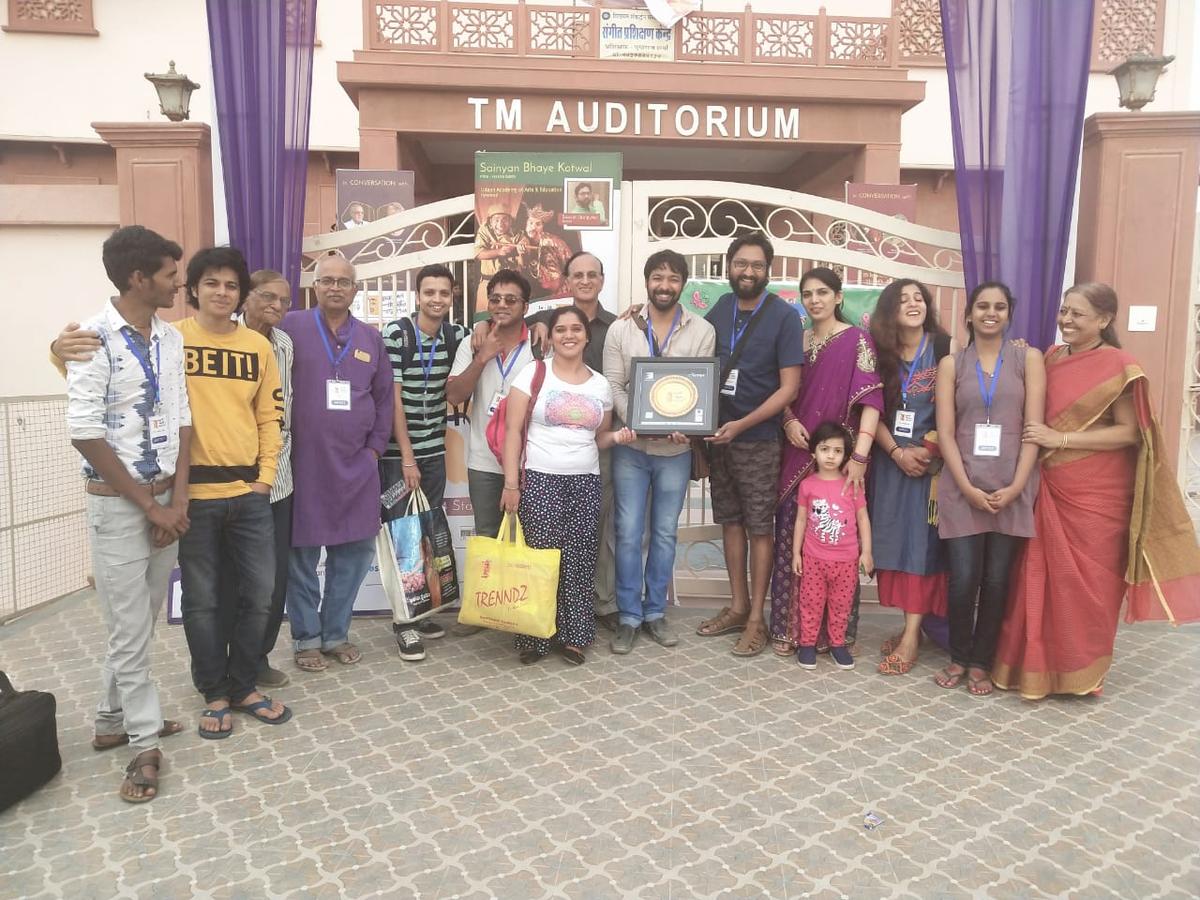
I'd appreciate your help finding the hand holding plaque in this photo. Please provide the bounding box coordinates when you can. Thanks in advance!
[627,357,720,436]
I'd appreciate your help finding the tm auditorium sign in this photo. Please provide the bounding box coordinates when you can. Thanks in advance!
[467,97,801,141]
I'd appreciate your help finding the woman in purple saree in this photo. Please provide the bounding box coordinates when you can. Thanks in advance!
[769,268,884,656]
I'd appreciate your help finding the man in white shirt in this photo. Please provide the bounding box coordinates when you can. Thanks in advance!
[604,249,716,653]
[66,225,191,804]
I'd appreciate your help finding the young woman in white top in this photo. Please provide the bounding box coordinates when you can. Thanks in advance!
[501,306,634,664]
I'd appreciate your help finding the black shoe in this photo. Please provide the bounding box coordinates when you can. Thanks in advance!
[596,612,621,632]
[560,646,586,666]
[520,650,543,665]
[416,619,446,640]
[395,627,426,661]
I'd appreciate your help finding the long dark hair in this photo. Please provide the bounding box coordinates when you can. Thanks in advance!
[800,266,851,325]
[870,278,947,412]
[547,305,591,348]
[1064,282,1122,348]
[964,280,1016,345]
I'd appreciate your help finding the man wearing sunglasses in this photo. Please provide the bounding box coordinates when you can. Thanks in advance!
[446,269,541,545]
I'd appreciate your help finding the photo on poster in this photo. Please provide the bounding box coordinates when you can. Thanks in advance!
[562,177,613,230]
[335,169,416,265]
[472,152,622,317]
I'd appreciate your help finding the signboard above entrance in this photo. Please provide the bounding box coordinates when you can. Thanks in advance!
[467,97,801,141]
[598,8,674,62]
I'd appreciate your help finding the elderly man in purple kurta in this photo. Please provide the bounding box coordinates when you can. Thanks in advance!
[280,254,393,672]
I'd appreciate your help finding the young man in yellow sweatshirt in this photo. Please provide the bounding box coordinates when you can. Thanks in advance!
[175,247,291,739]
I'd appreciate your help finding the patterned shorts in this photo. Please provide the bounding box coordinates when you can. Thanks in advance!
[708,439,781,536]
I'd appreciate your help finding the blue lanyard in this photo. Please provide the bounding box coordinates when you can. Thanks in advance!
[495,341,526,381]
[975,349,1004,423]
[120,328,161,406]
[416,325,439,385]
[646,308,682,357]
[899,333,928,409]
[314,308,354,376]
[729,292,767,355]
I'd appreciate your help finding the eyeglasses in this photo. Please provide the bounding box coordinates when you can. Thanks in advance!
[730,260,768,274]
[252,289,291,309]
[488,293,524,306]
[316,276,354,289]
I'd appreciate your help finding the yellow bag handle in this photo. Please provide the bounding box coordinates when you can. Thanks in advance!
[496,511,526,547]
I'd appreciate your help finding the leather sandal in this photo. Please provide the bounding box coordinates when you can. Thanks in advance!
[731,622,768,657]
[696,606,749,637]
[93,720,183,752]
[294,649,327,672]
[771,639,794,658]
[877,653,917,676]
[322,643,362,665]
[119,749,162,803]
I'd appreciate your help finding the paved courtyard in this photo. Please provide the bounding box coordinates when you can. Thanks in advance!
[1,591,1198,899]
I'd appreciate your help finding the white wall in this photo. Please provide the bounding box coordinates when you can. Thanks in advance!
[0,226,115,397]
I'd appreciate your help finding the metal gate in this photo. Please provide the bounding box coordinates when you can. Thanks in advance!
[299,180,968,601]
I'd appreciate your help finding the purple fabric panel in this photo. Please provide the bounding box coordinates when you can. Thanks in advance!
[941,0,1093,348]
[206,0,316,291]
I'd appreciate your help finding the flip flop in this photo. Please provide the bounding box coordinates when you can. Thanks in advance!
[232,697,293,725]
[294,649,327,671]
[93,719,184,752]
[197,707,233,740]
[321,643,362,665]
[933,665,966,689]
[966,672,994,697]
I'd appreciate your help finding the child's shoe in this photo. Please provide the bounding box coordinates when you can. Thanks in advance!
[796,646,817,669]
[830,645,855,670]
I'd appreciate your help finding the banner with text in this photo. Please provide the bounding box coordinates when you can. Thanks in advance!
[472,151,623,317]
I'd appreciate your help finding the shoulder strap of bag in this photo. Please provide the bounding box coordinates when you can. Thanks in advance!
[398,317,419,372]
[720,294,774,385]
[518,360,547,484]
[0,671,14,696]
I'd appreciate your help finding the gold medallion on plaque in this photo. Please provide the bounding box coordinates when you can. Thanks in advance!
[648,375,698,419]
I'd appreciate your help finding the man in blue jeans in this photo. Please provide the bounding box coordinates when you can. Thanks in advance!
[602,250,716,653]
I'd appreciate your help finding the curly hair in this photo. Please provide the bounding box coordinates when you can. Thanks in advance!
[870,279,947,412]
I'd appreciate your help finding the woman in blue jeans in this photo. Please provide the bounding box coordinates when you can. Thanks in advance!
[934,282,1045,695]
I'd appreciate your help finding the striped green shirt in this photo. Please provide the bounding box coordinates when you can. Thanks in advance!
[382,317,467,460]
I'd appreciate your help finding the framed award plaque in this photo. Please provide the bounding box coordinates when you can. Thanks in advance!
[627,357,720,436]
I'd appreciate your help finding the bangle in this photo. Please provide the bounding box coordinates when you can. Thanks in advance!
[857,430,874,439]
[1059,433,1068,451]
[888,445,902,459]
[402,462,418,468]
[503,484,520,490]
[850,452,869,465]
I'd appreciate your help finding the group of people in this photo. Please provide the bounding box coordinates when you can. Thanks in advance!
[61,224,1200,805]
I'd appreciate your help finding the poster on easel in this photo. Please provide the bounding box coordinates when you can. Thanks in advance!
[471,151,623,320]
[844,182,918,287]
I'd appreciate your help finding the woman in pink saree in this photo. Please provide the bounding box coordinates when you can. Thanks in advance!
[993,283,1200,699]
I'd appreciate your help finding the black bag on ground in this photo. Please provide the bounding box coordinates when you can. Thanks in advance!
[0,671,62,812]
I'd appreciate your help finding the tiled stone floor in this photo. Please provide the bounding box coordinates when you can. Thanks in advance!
[1,591,1198,899]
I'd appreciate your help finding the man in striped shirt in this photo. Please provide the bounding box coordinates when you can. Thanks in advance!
[382,264,467,661]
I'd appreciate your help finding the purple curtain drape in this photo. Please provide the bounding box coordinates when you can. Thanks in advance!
[941,0,1093,347]
[207,0,316,291]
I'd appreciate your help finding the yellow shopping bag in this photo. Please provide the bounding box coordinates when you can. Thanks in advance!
[459,513,559,638]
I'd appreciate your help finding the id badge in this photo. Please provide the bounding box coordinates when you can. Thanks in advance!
[148,414,170,447]
[973,423,1002,457]
[893,409,915,439]
[486,390,503,416]
[721,368,739,397]
[326,379,351,411]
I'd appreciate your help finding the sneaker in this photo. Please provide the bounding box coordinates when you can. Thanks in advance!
[796,646,817,669]
[256,665,291,688]
[642,618,678,647]
[416,619,446,640]
[830,645,855,670]
[395,627,426,661]
[611,623,638,655]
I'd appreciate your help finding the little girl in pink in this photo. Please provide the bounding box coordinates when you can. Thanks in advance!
[791,421,874,670]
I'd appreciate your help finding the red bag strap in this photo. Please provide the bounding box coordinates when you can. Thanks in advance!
[518,360,547,486]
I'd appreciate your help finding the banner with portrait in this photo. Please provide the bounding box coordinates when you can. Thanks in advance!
[335,169,416,266]
[472,151,623,319]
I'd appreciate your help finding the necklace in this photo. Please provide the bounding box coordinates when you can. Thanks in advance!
[808,325,847,361]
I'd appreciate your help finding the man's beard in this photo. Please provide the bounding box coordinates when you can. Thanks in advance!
[731,273,768,300]
[648,288,681,312]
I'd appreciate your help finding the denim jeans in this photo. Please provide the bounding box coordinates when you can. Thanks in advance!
[287,536,376,652]
[178,491,275,704]
[218,493,292,674]
[945,532,1022,669]
[612,444,692,627]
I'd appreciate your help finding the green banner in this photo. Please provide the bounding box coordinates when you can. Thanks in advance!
[680,280,882,330]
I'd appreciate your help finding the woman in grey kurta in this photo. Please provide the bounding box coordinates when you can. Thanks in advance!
[934,282,1045,696]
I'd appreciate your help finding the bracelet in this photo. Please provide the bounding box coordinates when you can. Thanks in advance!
[888,445,902,459]
[503,484,520,490]
[1059,433,1068,451]
[401,462,418,468]
[857,430,874,439]
[850,452,869,465]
